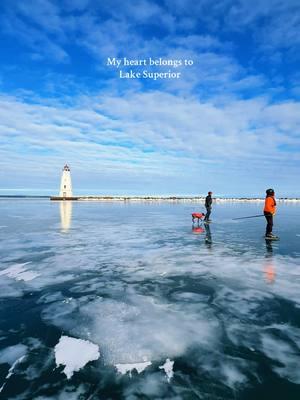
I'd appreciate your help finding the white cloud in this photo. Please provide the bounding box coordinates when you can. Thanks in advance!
[0,89,299,194]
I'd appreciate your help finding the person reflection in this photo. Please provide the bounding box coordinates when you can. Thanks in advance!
[192,213,204,235]
[204,222,212,247]
[60,201,72,232]
[264,239,275,283]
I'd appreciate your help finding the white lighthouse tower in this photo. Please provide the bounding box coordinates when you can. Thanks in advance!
[59,164,73,198]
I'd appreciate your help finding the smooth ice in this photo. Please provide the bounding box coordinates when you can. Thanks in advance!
[0,199,300,399]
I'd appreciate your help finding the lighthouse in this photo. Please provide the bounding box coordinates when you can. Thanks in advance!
[59,164,73,198]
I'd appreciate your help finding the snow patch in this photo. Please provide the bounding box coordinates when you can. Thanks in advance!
[54,336,100,379]
[159,358,174,382]
[115,361,152,376]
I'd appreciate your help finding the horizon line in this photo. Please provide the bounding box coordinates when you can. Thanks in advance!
[1,195,300,200]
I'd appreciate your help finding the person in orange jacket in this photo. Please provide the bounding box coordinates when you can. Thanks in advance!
[264,188,277,239]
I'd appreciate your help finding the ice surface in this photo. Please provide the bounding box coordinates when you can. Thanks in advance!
[44,292,219,366]
[0,344,27,393]
[34,385,88,400]
[0,356,26,393]
[54,336,100,379]
[220,361,247,388]
[0,343,27,365]
[261,333,300,384]
[0,200,300,398]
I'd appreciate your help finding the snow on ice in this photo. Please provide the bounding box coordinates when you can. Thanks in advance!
[54,336,100,379]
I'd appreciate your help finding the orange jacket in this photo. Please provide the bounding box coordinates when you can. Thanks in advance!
[264,196,276,214]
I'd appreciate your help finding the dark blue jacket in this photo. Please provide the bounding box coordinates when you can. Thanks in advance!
[205,195,212,208]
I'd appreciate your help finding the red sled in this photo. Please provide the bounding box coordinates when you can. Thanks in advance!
[192,212,205,222]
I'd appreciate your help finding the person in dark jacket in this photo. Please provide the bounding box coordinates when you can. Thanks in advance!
[264,188,277,239]
[204,191,213,222]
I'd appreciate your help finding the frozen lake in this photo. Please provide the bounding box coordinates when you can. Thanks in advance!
[0,199,300,399]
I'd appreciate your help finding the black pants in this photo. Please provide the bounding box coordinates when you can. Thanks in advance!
[264,213,273,235]
[205,206,212,221]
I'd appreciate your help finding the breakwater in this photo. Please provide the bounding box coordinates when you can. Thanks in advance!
[50,196,300,203]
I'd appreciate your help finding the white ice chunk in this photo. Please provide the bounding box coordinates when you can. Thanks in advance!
[115,361,152,376]
[159,358,174,382]
[0,263,39,281]
[54,336,100,379]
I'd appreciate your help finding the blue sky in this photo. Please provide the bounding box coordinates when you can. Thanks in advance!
[0,0,300,196]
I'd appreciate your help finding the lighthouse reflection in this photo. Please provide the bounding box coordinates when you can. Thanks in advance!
[60,201,72,232]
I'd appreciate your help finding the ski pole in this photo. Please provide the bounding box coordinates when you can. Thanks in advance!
[232,214,265,220]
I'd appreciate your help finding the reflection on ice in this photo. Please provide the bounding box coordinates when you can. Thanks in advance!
[264,240,276,283]
[59,201,72,232]
[204,222,212,246]
[192,226,204,234]
[264,259,276,284]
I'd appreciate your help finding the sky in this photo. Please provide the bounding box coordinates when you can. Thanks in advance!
[0,0,300,197]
